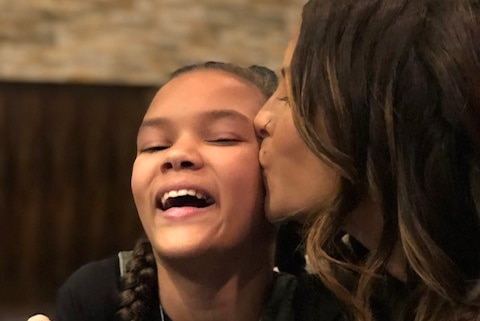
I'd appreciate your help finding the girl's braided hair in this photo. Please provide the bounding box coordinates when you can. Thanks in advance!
[116,239,158,321]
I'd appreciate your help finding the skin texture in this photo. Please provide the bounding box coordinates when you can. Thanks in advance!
[254,39,341,223]
[131,68,275,321]
[132,69,270,260]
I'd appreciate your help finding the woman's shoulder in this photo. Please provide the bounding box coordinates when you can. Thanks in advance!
[294,273,347,321]
[261,272,298,321]
[263,271,346,321]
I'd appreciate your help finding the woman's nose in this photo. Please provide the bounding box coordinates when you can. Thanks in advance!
[161,136,203,172]
[254,105,272,139]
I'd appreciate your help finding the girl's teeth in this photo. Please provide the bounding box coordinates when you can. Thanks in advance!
[162,189,208,202]
[177,189,189,197]
[160,189,214,209]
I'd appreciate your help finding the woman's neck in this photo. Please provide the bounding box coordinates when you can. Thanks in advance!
[155,246,274,321]
[344,200,407,282]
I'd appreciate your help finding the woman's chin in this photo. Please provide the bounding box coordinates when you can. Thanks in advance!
[265,204,306,224]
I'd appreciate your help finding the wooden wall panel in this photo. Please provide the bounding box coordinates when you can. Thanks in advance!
[0,81,157,306]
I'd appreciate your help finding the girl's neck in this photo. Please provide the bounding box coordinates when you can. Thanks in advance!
[155,246,274,321]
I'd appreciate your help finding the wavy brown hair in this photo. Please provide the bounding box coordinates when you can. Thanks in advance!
[290,0,480,320]
[115,61,278,321]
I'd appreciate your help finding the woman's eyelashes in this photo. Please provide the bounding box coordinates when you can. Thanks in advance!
[277,96,290,104]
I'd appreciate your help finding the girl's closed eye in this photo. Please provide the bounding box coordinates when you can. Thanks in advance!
[140,145,169,153]
[207,135,243,145]
[136,127,171,154]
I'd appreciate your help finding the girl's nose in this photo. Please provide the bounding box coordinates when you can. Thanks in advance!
[161,135,204,172]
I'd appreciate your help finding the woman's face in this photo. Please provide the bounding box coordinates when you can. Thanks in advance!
[254,39,341,222]
[132,69,273,259]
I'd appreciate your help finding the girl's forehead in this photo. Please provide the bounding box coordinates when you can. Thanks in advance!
[146,72,264,119]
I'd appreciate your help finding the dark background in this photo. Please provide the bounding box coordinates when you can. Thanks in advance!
[0,81,157,317]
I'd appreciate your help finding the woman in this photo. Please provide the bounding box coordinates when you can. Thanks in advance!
[255,0,480,320]
[30,61,307,321]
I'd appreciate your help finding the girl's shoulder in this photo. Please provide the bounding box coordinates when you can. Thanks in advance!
[55,255,121,321]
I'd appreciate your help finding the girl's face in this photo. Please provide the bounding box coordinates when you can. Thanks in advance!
[132,69,273,259]
[254,39,341,222]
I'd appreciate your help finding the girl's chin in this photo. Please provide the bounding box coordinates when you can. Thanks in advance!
[153,243,214,261]
[149,233,227,262]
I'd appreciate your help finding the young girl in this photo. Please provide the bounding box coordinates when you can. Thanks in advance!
[30,62,306,321]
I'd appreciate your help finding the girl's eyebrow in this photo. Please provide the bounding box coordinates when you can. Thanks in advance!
[138,117,171,132]
[138,109,251,133]
[200,109,251,125]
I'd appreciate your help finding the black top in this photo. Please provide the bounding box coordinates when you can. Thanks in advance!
[54,255,346,321]
[56,257,122,321]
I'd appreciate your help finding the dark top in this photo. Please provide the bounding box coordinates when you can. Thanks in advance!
[54,255,346,321]
[56,257,121,321]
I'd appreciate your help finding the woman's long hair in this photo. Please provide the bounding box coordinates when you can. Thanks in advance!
[290,0,480,320]
[115,61,278,321]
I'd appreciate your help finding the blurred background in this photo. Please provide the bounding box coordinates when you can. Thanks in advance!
[0,0,303,319]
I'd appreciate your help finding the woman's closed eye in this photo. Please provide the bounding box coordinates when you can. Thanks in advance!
[277,96,290,104]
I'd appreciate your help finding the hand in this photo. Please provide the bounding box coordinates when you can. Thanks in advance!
[28,314,51,321]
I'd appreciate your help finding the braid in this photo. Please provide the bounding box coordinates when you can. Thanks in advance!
[116,238,158,321]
